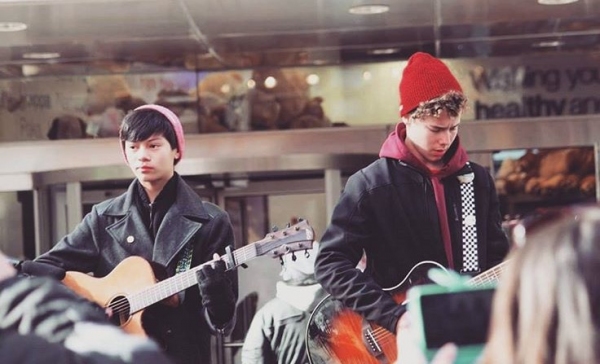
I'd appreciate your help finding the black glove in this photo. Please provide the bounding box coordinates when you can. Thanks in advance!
[19,261,66,280]
[196,259,235,327]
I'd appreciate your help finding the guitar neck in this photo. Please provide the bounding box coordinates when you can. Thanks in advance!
[127,243,260,313]
[127,227,312,313]
[468,260,509,288]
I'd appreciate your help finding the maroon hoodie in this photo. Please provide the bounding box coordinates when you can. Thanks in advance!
[379,123,468,268]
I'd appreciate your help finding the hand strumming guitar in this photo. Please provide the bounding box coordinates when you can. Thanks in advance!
[196,253,236,328]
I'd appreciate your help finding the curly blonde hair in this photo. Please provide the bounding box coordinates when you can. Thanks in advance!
[408,90,467,120]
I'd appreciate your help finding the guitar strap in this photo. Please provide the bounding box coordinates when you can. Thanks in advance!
[458,163,480,274]
[173,242,194,302]
[390,159,480,273]
[176,242,194,274]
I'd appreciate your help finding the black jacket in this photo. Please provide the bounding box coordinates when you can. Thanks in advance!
[314,157,509,333]
[36,174,238,364]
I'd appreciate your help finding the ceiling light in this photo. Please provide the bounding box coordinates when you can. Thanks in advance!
[532,40,564,48]
[22,52,61,60]
[537,0,579,5]
[348,5,390,15]
[0,22,27,32]
[306,74,320,86]
[264,76,277,89]
[368,48,399,55]
[21,65,40,77]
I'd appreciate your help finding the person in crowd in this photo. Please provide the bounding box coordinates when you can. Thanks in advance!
[23,104,238,364]
[314,51,509,360]
[483,204,600,363]
[395,204,600,364]
[0,250,174,364]
[241,241,327,364]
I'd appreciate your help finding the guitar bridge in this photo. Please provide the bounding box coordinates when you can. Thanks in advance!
[362,321,387,363]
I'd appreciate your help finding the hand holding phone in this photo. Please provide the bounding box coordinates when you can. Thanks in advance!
[406,283,496,364]
[395,312,458,364]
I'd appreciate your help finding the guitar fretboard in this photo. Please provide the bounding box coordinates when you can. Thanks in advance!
[468,260,509,288]
[126,227,312,313]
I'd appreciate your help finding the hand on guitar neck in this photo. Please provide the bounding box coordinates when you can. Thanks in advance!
[197,253,236,327]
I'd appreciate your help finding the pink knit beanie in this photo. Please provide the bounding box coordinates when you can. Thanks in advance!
[120,104,185,163]
[399,52,463,117]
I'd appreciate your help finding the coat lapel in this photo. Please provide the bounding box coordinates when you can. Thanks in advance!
[103,181,155,259]
[152,177,209,268]
[101,176,211,269]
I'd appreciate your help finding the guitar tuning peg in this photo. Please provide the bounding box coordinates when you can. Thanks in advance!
[286,222,291,228]
[291,252,297,261]
[271,225,279,232]
[304,249,310,258]
[279,256,284,265]
[298,217,304,222]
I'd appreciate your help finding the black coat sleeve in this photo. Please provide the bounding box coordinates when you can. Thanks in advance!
[195,204,239,336]
[314,171,405,333]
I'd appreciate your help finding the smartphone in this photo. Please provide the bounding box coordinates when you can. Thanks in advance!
[407,283,496,364]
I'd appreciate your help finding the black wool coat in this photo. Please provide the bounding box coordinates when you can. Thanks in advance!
[315,158,509,333]
[36,174,238,364]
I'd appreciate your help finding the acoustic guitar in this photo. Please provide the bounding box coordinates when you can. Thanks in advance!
[305,260,508,364]
[62,220,315,337]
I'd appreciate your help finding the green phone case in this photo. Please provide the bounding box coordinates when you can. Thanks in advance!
[407,283,496,364]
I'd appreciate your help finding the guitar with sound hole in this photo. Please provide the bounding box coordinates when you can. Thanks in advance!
[63,220,315,336]
[305,260,507,364]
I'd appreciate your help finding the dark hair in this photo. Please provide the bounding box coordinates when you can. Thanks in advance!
[409,90,467,120]
[119,109,178,151]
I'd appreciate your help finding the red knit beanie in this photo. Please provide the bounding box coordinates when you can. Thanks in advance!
[120,104,185,163]
[399,52,463,117]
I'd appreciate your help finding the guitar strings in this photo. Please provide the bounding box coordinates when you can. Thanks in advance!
[105,227,308,318]
[370,326,395,342]
[312,261,510,360]
[469,260,508,287]
[104,245,259,316]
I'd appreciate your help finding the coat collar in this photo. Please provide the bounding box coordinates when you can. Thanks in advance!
[103,174,211,267]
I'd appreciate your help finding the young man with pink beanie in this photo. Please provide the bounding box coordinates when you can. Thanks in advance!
[31,104,238,364]
[314,52,508,360]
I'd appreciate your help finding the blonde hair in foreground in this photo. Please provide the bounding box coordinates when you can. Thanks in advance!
[483,206,600,364]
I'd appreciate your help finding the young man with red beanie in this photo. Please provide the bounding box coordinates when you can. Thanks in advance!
[30,104,238,364]
[314,52,509,360]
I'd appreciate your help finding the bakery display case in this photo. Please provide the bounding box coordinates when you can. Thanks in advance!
[494,146,597,218]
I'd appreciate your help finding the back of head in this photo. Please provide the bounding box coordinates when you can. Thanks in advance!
[485,205,600,363]
[119,104,185,164]
[280,242,318,286]
[399,52,465,118]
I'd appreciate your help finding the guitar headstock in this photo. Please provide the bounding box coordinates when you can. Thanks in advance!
[258,219,315,258]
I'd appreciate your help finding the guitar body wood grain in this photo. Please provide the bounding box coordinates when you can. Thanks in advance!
[62,255,158,336]
[306,260,508,364]
[306,261,445,364]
